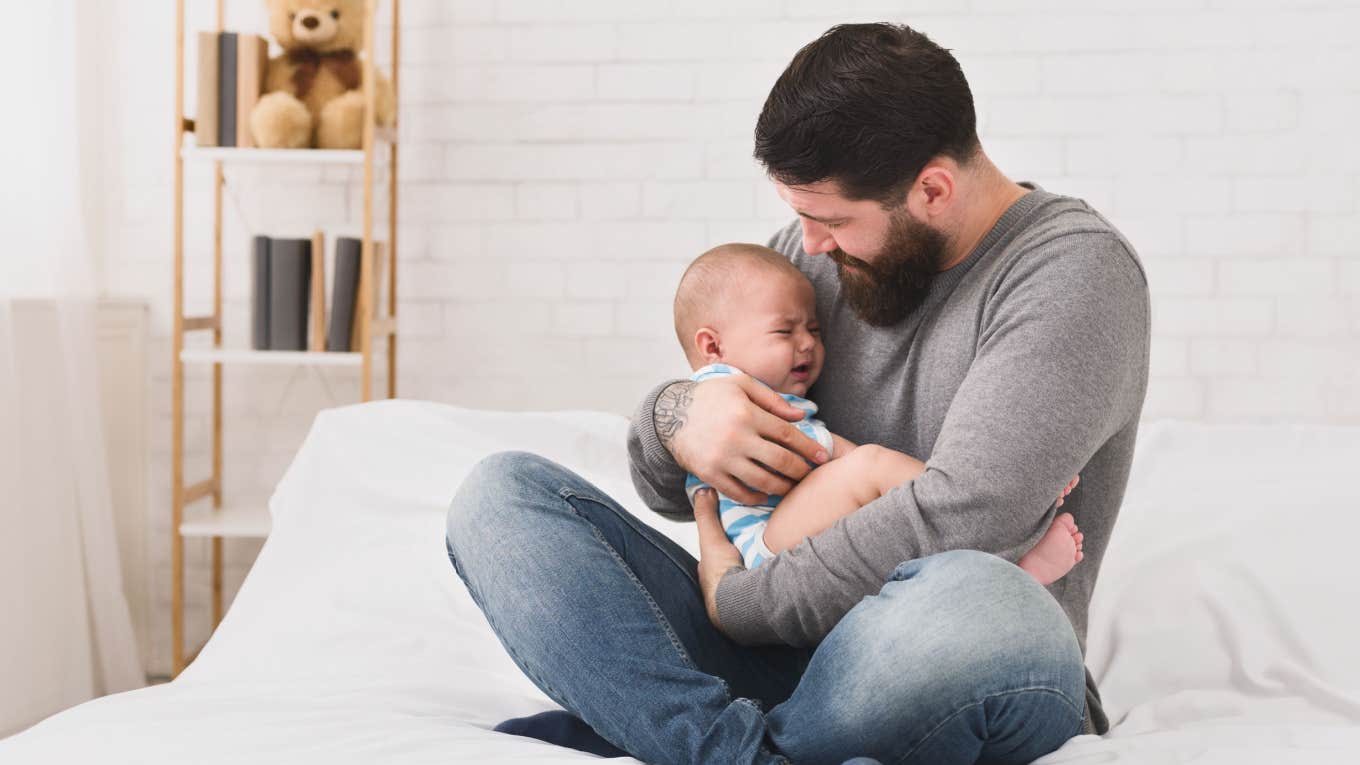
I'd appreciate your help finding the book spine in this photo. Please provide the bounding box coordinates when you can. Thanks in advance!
[352,242,388,344]
[194,32,218,147]
[217,32,239,147]
[251,236,271,350]
[309,230,327,351]
[236,34,266,149]
[327,237,361,352]
[268,238,312,352]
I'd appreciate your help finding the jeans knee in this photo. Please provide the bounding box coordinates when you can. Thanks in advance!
[877,549,1084,695]
[446,450,557,555]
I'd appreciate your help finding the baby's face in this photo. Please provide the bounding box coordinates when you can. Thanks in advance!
[715,271,824,397]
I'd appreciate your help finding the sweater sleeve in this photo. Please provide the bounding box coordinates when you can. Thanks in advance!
[626,378,694,522]
[714,233,1151,646]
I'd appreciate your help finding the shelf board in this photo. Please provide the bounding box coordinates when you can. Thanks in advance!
[181,503,271,538]
[180,348,364,366]
[181,128,396,165]
[183,146,366,164]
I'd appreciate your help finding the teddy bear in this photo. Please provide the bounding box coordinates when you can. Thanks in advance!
[250,0,395,150]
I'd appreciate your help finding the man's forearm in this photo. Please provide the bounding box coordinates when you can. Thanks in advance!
[653,381,695,453]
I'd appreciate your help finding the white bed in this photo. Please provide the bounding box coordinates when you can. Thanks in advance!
[3,400,1359,764]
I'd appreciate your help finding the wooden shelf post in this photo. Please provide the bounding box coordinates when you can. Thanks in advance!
[169,0,402,678]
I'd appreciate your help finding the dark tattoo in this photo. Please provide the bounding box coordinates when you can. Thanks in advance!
[655,381,695,452]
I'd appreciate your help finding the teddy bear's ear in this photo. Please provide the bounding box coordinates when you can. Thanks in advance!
[263,0,296,47]
[333,0,366,22]
[322,0,368,52]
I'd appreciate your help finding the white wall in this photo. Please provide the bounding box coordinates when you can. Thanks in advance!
[98,0,1359,676]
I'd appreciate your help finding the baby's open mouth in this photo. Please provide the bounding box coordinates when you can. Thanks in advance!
[791,363,810,376]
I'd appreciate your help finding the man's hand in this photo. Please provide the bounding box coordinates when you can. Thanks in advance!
[691,488,745,635]
[657,375,829,506]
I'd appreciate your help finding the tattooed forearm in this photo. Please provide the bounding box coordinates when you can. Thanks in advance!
[654,381,695,452]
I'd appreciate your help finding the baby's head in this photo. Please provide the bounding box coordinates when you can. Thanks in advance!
[673,243,824,397]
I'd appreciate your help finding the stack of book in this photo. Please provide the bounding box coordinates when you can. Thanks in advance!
[252,235,385,352]
[195,31,268,148]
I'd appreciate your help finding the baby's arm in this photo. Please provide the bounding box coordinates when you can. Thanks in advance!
[762,442,924,555]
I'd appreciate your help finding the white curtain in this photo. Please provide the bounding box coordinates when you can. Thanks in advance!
[0,0,144,737]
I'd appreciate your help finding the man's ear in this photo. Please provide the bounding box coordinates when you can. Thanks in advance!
[910,159,957,222]
[693,327,722,363]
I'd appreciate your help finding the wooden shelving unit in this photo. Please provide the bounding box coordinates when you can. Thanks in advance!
[171,0,400,675]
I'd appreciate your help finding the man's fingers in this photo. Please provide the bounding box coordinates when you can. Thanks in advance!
[751,439,817,486]
[729,458,791,500]
[738,375,806,422]
[753,407,827,467]
[691,489,731,549]
[711,474,766,506]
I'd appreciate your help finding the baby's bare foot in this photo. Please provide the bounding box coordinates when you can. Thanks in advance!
[1018,512,1084,586]
[1056,475,1079,508]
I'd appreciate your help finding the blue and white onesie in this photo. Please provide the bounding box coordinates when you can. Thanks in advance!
[683,363,835,569]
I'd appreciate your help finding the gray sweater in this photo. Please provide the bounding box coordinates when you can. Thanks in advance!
[627,184,1150,735]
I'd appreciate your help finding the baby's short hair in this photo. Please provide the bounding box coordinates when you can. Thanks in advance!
[673,243,806,366]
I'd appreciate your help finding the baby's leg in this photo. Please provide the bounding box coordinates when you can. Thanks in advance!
[762,445,923,555]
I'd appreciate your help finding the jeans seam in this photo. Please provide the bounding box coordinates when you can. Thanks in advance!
[560,489,714,684]
[733,699,791,764]
[559,487,705,595]
[891,685,1085,765]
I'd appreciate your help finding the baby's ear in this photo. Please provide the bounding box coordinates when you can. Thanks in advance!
[693,327,722,363]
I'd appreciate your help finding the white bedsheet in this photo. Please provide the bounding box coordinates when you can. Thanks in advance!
[3,400,1359,764]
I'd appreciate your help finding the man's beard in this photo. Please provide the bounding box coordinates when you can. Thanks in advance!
[827,209,950,327]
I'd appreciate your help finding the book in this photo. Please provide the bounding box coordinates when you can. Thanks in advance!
[250,236,271,350]
[349,242,388,351]
[194,32,218,147]
[309,231,327,351]
[326,237,361,352]
[235,34,268,149]
[372,242,388,322]
[268,238,312,351]
[217,32,238,147]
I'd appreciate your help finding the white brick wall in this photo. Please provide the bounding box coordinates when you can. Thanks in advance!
[98,0,1358,676]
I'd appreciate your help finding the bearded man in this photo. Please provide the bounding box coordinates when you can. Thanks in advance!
[446,22,1150,765]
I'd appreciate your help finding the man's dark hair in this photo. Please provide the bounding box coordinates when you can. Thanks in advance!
[754,23,980,205]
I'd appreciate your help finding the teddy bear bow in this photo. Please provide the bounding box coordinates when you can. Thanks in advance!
[287,48,363,99]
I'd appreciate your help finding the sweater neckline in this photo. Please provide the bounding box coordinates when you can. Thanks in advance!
[926,181,1047,298]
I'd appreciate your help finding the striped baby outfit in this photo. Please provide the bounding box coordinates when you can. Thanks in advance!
[683,363,835,569]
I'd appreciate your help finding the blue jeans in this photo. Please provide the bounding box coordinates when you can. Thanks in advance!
[445,451,1086,764]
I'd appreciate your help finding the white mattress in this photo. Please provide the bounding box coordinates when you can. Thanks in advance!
[3,400,1359,764]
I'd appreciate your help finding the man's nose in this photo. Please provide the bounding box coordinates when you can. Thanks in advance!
[799,218,835,256]
[301,13,320,29]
